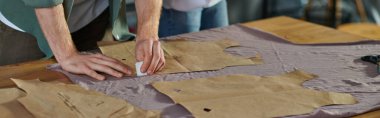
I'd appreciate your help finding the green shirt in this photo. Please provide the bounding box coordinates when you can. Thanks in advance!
[0,0,135,58]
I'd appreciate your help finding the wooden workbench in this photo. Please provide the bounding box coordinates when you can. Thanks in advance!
[0,59,70,88]
[1,16,379,118]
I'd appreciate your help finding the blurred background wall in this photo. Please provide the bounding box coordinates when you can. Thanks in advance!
[227,0,379,25]
[123,0,380,30]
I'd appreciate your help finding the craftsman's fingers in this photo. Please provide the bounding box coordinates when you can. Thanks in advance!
[155,59,164,73]
[58,53,128,80]
[159,49,166,71]
[86,62,123,78]
[141,40,154,73]
[79,64,105,80]
[135,41,145,62]
[89,56,132,75]
[155,49,166,72]
[147,41,161,74]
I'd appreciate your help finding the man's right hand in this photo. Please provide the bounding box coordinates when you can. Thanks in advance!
[59,53,132,80]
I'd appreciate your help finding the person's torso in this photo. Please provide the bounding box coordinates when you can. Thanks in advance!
[67,0,109,32]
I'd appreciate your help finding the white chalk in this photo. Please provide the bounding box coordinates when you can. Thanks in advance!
[135,61,147,76]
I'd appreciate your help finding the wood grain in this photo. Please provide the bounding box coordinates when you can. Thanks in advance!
[0,59,70,88]
[353,109,380,118]
[338,23,380,40]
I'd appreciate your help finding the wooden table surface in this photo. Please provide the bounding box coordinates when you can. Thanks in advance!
[0,59,70,88]
[1,16,380,117]
[338,23,380,40]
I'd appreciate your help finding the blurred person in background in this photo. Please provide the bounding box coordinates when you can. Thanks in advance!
[159,0,229,37]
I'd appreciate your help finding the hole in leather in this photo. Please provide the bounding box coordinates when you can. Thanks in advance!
[203,108,212,112]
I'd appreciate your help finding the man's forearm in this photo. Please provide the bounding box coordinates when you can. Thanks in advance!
[33,4,132,80]
[135,0,162,40]
[35,4,77,62]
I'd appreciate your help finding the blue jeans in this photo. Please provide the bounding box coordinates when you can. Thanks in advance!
[159,0,229,37]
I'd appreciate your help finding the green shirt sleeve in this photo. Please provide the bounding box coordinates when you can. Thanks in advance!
[21,0,63,8]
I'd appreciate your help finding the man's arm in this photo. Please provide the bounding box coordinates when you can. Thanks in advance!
[135,0,165,75]
[35,4,131,80]
[35,4,76,62]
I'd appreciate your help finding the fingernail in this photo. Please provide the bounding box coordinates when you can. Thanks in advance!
[141,69,146,73]
[98,76,105,80]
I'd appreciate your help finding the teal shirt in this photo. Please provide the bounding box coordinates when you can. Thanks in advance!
[0,0,135,58]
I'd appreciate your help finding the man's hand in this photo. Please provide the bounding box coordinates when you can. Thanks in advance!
[60,53,132,80]
[135,38,165,75]
[135,0,165,75]
[35,4,131,80]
